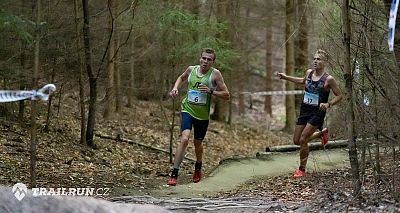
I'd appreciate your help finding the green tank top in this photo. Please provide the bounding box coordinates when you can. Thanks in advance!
[181,65,215,120]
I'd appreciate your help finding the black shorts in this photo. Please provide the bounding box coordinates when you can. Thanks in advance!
[296,110,325,130]
[181,112,209,140]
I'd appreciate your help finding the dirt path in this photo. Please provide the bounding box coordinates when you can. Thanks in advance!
[156,148,348,198]
[111,148,349,211]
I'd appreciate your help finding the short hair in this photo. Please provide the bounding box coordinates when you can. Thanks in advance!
[201,48,216,60]
[315,49,329,62]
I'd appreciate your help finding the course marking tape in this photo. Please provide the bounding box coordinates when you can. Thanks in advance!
[0,84,56,102]
[240,90,304,96]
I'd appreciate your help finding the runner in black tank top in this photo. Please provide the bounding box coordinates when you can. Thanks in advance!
[277,49,343,178]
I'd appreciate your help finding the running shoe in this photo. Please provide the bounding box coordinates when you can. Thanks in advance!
[192,170,202,183]
[293,169,305,178]
[321,128,328,146]
[167,177,177,186]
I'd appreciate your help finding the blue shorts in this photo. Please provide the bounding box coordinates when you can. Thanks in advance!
[181,112,209,140]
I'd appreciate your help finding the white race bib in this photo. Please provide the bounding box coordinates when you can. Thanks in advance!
[303,91,319,106]
[187,89,207,105]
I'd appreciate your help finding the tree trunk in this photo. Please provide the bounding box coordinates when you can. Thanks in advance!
[115,37,121,113]
[211,0,230,122]
[30,0,41,188]
[238,1,246,117]
[44,68,55,132]
[82,0,97,147]
[284,0,295,133]
[294,0,308,116]
[127,6,136,107]
[103,0,116,119]
[342,0,361,197]
[114,0,121,113]
[264,9,273,116]
[18,0,29,123]
[74,0,86,144]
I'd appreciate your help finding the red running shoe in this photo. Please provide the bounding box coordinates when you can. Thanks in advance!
[167,177,177,186]
[293,169,305,178]
[321,128,328,146]
[192,170,202,183]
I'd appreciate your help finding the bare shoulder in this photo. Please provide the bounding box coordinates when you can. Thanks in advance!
[304,69,313,77]
[184,65,195,73]
[326,74,336,82]
[326,74,339,88]
[212,68,223,78]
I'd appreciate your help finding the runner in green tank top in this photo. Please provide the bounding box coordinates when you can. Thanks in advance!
[181,65,214,120]
[167,48,230,186]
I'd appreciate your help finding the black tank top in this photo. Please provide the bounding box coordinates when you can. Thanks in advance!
[301,70,330,112]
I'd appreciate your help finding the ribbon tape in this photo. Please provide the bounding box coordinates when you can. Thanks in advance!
[240,90,304,96]
[0,84,56,102]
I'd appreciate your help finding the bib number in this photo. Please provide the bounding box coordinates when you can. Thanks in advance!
[188,90,207,105]
[303,91,319,106]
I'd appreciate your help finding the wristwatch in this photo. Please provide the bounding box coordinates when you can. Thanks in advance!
[209,88,214,94]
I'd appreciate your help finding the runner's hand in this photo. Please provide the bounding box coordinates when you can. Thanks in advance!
[277,72,286,80]
[198,84,211,93]
[170,88,178,98]
[319,103,330,111]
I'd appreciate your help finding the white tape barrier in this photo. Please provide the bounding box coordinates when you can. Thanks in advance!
[240,90,304,96]
[0,84,56,102]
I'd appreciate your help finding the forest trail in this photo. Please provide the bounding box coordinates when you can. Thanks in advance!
[150,148,349,198]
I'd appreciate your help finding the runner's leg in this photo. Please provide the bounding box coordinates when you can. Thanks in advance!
[173,129,191,169]
[299,123,319,170]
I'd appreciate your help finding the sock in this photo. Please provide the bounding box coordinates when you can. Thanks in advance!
[170,168,179,178]
[195,161,202,171]
[298,166,305,172]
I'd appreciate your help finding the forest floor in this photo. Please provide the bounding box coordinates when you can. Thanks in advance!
[0,97,399,212]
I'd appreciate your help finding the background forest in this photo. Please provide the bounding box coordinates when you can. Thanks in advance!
[1,0,400,211]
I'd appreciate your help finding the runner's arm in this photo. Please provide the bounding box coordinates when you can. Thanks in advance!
[211,70,230,100]
[277,69,310,84]
[327,77,343,107]
[170,66,192,98]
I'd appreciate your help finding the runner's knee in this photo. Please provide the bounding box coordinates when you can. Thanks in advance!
[180,137,189,147]
[299,136,308,145]
[293,138,300,145]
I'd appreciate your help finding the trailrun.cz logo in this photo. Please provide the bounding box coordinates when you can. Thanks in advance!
[12,182,110,201]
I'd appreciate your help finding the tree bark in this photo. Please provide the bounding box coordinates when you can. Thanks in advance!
[74,0,86,144]
[114,0,121,113]
[127,4,136,107]
[294,0,308,116]
[284,0,295,133]
[211,0,230,122]
[103,0,116,119]
[342,0,361,197]
[82,0,97,147]
[30,0,41,188]
[264,8,273,116]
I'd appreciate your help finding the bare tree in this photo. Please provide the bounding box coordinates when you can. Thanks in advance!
[294,0,308,115]
[264,2,273,116]
[127,1,139,107]
[82,0,97,147]
[284,0,295,133]
[74,0,86,144]
[342,0,361,197]
[103,0,116,119]
[30,0,41,187]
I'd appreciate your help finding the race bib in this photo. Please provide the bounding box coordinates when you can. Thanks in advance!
[303,91,319,106]
[187,89,207,105]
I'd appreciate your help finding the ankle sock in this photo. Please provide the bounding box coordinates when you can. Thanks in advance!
[195,161,202,171]
[171,168,179,178]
